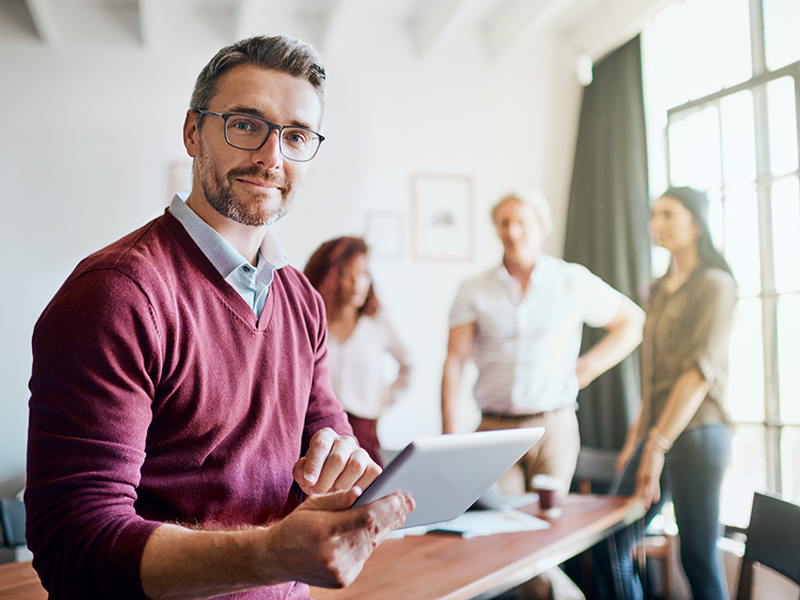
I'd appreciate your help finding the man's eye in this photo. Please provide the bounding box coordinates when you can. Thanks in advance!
[284,130,310,145]
[228,117,263,134]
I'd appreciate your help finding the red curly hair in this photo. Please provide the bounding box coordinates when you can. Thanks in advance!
[304,236,379,320]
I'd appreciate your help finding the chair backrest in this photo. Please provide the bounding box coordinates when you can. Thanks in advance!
[0,498,27,547]
[735,492,800,600]
[571,447,621,495]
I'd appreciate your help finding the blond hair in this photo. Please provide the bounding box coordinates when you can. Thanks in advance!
[491,190,553,235]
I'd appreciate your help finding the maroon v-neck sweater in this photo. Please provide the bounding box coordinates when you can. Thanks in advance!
[25,210,352,600]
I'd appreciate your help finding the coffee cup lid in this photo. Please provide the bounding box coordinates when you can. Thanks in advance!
[531,474,562,491]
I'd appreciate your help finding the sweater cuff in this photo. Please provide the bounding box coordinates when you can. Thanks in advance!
[109,519,162,600]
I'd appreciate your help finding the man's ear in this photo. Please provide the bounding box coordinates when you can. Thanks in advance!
[183,110,200,158]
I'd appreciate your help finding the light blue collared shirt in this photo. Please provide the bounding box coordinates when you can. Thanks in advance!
[169,194,288,318]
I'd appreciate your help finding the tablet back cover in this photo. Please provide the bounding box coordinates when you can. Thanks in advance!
[351,427,544,528]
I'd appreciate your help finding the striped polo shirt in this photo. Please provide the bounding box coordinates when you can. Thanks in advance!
[449,254,622,415]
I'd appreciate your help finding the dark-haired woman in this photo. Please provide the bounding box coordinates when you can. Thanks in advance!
[612,187,737,600]
[305,237,411,468]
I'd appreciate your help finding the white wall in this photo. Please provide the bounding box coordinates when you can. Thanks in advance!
[0,11,591,497]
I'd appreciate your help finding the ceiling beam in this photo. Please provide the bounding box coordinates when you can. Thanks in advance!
[567,0,672,61]
[482,0,574,62]
[24,0,58,44]
[406,0,482,59]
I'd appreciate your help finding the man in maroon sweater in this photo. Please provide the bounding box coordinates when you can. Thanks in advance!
[25,35,414,600]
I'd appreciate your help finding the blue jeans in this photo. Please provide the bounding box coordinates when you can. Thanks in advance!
[599,424,732,600]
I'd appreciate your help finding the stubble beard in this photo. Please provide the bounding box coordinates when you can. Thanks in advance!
[198,155,295,228]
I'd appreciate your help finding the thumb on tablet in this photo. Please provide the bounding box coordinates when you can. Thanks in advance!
[302,487,363,512]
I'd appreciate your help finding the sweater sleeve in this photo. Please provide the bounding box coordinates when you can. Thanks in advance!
[25,268,162,600]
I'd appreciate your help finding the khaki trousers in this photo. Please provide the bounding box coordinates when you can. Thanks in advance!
[478,406,581,499]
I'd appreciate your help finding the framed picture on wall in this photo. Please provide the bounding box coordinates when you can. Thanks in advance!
[411,174,474,262]
[364,211,403,259]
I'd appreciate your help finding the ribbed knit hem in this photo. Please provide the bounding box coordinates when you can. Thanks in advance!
[108,519,162,600]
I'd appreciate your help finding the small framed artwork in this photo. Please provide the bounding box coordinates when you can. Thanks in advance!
[411,174,474,262]
[364,211,403,259]
[168,161,193,203]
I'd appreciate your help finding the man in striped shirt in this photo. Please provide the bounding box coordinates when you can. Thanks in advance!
[441,192,645,498]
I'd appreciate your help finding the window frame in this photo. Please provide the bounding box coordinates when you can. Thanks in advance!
[661,0,800,496]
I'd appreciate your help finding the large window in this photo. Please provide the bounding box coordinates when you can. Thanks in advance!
[642,0,800,526]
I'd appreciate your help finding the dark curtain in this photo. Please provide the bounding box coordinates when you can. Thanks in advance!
[564,35,651,450]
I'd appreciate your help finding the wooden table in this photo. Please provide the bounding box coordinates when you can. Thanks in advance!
[0,496,643,600]
[310,495,644,600]
[0,559,47,600]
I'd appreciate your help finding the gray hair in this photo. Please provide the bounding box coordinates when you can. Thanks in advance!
[491,191,553,236]
[190,35,327,127]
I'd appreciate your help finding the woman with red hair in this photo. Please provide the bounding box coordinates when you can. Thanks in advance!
[304,237,411,467]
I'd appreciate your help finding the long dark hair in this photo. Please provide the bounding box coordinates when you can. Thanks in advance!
[661,186,735,279]
[304,236,379,320]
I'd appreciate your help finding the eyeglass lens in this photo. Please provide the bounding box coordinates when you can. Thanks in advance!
[224,114,320,161]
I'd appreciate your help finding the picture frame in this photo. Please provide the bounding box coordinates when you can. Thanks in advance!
[411,174,474,262]
[364,211,403,259]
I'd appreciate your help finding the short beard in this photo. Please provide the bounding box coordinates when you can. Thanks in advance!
[198,160,294,228]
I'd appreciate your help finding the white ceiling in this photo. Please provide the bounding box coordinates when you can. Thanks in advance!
[0,0,672,62]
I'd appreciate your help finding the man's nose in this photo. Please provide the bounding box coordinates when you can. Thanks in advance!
[252,129,283,169]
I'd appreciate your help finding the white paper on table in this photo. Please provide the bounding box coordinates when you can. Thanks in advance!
[426,509,550,538]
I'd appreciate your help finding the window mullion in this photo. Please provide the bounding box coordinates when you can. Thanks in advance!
[754,122,781,493]
[751,0,782,494]
[750,0,767,77]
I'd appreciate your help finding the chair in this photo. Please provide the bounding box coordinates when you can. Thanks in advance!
[571,447,678,600]
[639,511,678,600]
[0,498,26,548]
[572,447,621,495]
[571,447,623,598]
[735,492,800,600]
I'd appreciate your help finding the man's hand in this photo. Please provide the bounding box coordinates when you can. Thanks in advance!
[140,483,415,599]
[575,296,644,389]
[293,428,381,497]
[262,487,415,588]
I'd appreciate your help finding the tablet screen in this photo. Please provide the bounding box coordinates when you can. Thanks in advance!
[351,427,544,529]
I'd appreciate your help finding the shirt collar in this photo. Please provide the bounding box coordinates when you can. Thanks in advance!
[168,194,288,278]
[496,255,550,296]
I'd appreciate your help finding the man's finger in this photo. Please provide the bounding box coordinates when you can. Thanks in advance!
[302,428,338,486]
[329,448,377,492]
[312,434,358,491]
[352,460,382,492]
[316,492,414,537]
[301,487,364,512]
[348,493,414,536]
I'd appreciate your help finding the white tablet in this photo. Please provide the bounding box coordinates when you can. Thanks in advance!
[351,427,544,529]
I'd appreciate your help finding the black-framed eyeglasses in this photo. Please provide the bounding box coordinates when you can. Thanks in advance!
[195,109,325,162]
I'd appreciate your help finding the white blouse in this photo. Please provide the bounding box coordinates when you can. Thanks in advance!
[326,312,411,420]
